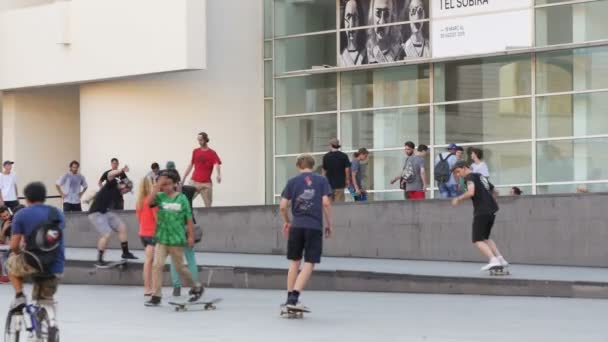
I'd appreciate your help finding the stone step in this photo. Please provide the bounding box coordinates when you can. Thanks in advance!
[59,248,608,299]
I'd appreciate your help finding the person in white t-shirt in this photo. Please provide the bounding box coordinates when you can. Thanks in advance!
[0,161,19,210]
[470,148,490,178]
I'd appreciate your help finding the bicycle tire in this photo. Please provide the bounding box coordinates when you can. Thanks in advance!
[35,308,58,342]
[4,311,21,342]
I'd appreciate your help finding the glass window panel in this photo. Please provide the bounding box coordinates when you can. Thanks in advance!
[264,61,273,98]
[436,143,532,185]
[537,91,608,138]
[276,74,337,115]
[265,100,274,204]
[434,98,531,145]
[275,114,337,155]
[275,0,336,36]
[536,0,574,4]
[275,33,337,73]
[264,41,272,59]
[264,0,273,39]
[362,150,431,192]
[536,46,608,94]
[537,183,608,194]
[434,55,531,102]
[341,64,430,110]
[340,106,430,151]
[275,155,323,192]
[536,1,608,47]
[537,138,608,183]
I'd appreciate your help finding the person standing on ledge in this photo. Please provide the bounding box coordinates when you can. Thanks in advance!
[0,161,19,210]
[450,161,509,272]
[182,132,222,208]
[322,138,351,203]
[56,160,88,212]
[98,158,128,210]
[279,154,333,311]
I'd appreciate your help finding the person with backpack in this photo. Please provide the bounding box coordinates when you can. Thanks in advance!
[434,144,460,199]
[391,142,428,200]
[5,182,65,310]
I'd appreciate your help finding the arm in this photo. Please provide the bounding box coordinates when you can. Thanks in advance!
[107,167,128,182]
[452,181,475,207]
[279,198,291,237]
[186,218,194,248]
[55,184,65,198]
[80,177,88,198]
[10,234,22,254]
[322,195,333,238]
[14,183,18,201]
[351,170,360,193]
[0,221,9,243]
[146,180,162,207]
[420,167,427,190]
[215,164,222,184]
[345,167,351,187]
[183,163,194,183]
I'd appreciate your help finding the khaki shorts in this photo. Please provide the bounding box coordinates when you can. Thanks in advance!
[189,181,213,207]
[6,253,59,300]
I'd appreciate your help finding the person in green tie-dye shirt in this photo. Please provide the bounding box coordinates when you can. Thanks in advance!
[145,170,203,307]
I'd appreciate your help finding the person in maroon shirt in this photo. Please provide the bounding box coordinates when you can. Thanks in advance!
[182,132,222,207]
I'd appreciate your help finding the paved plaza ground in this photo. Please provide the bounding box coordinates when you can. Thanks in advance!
[1,284,607,342]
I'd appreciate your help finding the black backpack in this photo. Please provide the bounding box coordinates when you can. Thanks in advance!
[24,208,63,274]
[434,153,453,184]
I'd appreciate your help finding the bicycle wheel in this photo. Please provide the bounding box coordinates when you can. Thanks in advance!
[4,311,22,342]
[35,309,58,342]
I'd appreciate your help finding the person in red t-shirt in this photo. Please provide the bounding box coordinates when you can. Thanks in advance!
[182,132,222,207]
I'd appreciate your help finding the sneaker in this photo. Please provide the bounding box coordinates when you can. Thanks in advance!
[286,302,310,313]
[95,260,109,267]
[121,252,138,260]
[498,256,509,267]
[173,287,181,297]
[0,275,9,284]
[10,295,26,312]
[481,257,502,272]
[188,286,204,303]
[144,293,152,297]
[144,296,161,307]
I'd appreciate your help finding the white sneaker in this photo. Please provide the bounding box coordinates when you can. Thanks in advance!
[498,256,509,267]
[481,257,501,271]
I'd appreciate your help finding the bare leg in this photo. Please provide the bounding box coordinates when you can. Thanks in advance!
[287,260,301,291]
[143,245,155,294]
[117,224,128,243]
[294,262,315,292]
[474,241,496,260]
[486,239,502,257]
[97,234,110,251]
[9,274,23,294]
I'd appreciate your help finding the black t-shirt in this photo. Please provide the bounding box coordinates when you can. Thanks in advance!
[89,179,121,214]
[322,151,351,189]
[465,173,499,216]
[100,170,127,185]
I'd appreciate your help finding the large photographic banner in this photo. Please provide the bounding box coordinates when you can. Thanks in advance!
[339,0,431,67]
[431,0,533,58]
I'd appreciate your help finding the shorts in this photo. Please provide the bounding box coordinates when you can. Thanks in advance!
[88,212,124,235]
[287,228,323,264]
[63,203,82,212]
[6,254,59,300]
[472,214,496,243]
[140,236,157,247]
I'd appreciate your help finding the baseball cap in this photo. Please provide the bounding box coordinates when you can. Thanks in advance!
[166,161,176,170]
[447,143,459,150]
[451,160,468,172]
[329,138,341,148]
[3,160,14,166]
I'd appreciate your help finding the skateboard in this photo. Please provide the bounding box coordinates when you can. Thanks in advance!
[280,305,310,319]
[169,298,222,312]
[89,260,128,275]
[488,265,510,276]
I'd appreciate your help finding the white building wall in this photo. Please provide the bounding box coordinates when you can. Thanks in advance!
[79,0,264,209]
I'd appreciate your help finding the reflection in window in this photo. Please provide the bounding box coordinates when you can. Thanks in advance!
[275,155,323,192]
[536,183,608,194]
[341,64,430,110]
[341,106,430,151]
[537,138,608,183]
[274,0,336,37]
[537,91,608,138]
[275,114,337,155]
[435,98,531,145]
[363,149,431,192]
[275,33,337,73]
[536,46,608,94]
[276,74,337,116]
[434,55,531,102]
[264,61,273,98]
[536,1,608,47]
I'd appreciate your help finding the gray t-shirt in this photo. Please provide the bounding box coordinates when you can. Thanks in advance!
[405,155,425,191]
[56,173,88,204]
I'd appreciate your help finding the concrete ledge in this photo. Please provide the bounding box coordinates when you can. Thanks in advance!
[63,192,608,267]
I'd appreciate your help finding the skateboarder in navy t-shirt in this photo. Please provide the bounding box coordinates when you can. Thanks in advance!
[279,154,333,311]
[450,161,509,272]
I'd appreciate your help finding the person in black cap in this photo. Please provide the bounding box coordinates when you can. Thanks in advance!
[321,138,351,203]
[451,160,509,272]
[0,161,19,210]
